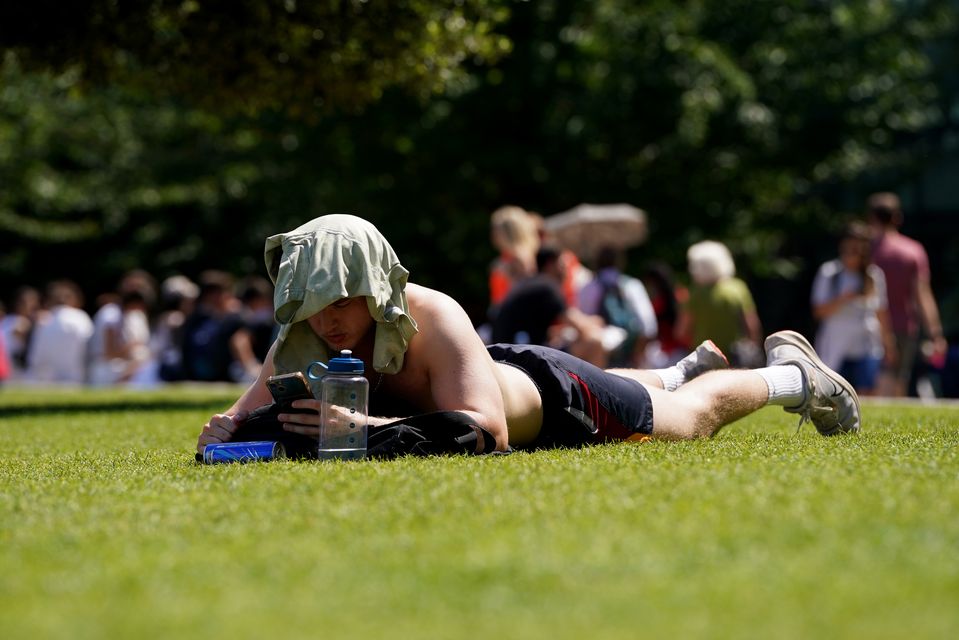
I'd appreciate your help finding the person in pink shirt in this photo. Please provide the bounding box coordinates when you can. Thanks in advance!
[0,320,9,384]
[867,192,947,397]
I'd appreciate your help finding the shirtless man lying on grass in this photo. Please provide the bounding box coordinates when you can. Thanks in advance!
[198,215,860,455]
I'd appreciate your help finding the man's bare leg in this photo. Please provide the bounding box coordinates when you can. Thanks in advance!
[640,370,771,439]
[607,367,667,388]
[609,339,730,390]
[620,330,862,440]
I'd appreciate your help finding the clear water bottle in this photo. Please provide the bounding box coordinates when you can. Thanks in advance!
[308,350,369,461]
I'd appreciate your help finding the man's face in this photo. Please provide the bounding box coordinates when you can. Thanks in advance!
[306,297,374,352]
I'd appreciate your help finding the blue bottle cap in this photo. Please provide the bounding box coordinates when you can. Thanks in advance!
[327,349,364,374]
[307,350,365,379]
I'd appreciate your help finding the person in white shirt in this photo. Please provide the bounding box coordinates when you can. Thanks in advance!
[811,222,895,395]
[88,287,154,385]
[25,280,94,384]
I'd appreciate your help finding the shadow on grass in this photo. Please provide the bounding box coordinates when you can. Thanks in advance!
[1,398,230,417]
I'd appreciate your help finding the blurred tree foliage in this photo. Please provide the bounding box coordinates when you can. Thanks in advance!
[0,0,955,326]
[0,0,510,116]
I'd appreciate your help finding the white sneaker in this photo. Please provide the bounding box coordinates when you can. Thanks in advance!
[764,330,861,435]
[678,340,730,379]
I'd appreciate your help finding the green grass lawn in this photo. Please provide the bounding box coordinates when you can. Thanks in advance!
[1,387,957,640]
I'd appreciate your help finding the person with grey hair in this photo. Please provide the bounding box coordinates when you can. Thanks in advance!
[676,240,763,367]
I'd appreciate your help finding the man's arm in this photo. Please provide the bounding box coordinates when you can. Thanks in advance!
[812,291,860,320]
[917,279,947,356]
[196,341,276,453]
[909,247,947,357]
[419,292,510,451]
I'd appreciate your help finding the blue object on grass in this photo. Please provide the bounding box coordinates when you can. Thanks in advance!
[202,441,286,464]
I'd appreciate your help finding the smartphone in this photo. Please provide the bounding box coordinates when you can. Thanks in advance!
[266,371,314,407]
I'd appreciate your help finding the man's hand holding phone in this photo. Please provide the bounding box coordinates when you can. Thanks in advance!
[267,371,326,437]
[277,399,325,437]
[265,372,314,409]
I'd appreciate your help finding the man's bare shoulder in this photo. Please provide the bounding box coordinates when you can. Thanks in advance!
[407,283,464,315]
[406,283,476,339]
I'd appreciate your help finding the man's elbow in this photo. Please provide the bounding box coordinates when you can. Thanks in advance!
[465,410,509,452]
[478,417,510,453]
[490,427,510,452]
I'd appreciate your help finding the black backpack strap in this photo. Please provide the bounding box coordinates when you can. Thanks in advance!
[367,411,502,460]
[196,405,505,461]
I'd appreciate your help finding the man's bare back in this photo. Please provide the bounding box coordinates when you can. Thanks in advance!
[338,283,544,447]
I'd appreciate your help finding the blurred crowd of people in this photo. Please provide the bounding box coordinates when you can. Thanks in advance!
[0,191,951,398]
[480,204,757,372]
[481,192,952,399]
[0,270,276,387]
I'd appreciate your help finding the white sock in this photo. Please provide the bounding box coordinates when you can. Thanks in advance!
[756,365,806,407]
[652,366,685,392]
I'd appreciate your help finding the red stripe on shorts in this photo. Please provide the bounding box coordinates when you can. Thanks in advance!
[566,371,635,441]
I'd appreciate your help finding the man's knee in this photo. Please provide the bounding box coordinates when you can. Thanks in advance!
[649,393,714,440]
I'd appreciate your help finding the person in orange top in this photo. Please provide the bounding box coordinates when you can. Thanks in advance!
[489,206,540,307]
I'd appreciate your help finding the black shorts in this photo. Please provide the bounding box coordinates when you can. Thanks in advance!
[487,343,654,449]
